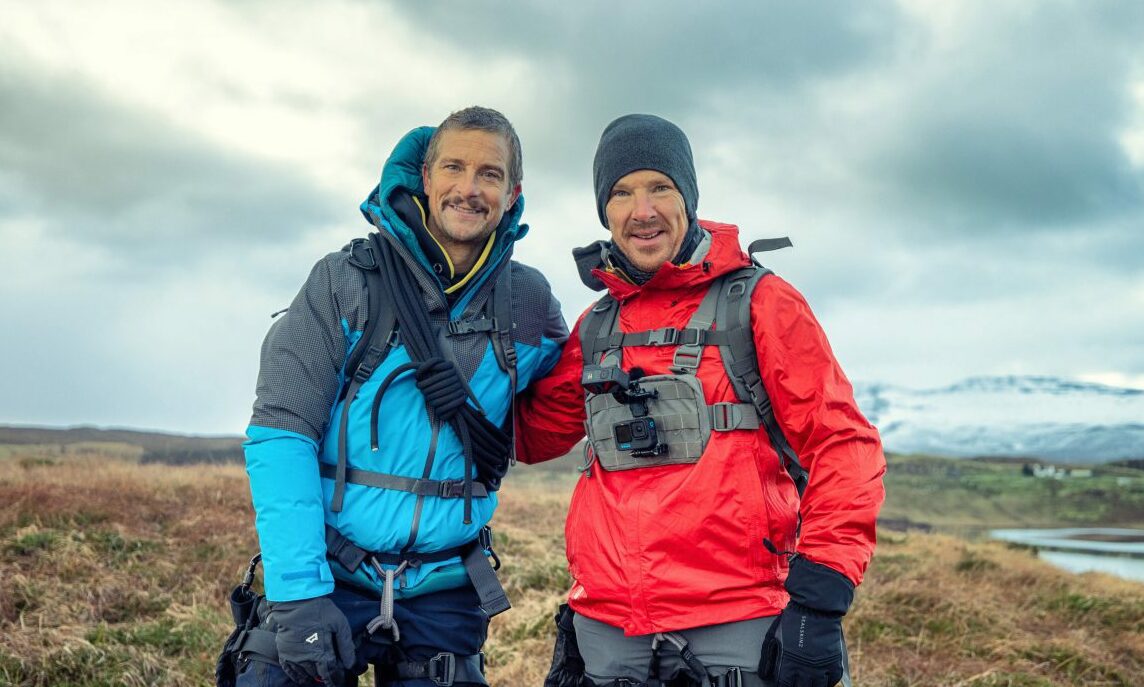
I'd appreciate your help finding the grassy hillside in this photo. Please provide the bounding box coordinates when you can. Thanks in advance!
[879,454,1144,534]
[0,425,244,465]
[2,443,1143,685]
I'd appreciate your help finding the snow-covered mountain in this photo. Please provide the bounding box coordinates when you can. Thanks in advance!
[853,376,1144,463]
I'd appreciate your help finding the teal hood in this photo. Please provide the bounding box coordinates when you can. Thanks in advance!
[359,126,529,279]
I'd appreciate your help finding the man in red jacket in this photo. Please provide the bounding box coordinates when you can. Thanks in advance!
[516,114,885,687]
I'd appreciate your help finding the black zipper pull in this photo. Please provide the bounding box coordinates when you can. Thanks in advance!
[763,538,798,562]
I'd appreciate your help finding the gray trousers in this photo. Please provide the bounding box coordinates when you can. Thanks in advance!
[572,613,851,687]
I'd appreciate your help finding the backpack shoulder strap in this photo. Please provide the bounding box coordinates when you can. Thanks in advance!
[578,293,622,368]
[331,234,401,511]
[488,261,517,378]
[716,245,808,496]
[340,234,398,402]
[488,261,519,462]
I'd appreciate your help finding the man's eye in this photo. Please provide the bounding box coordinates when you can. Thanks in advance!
[654,185,672,193]
[610,190,630,199]
[443,163,462,172]
[482,170,503,181]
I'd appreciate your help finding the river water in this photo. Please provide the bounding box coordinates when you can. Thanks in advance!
[989,528,1144,583]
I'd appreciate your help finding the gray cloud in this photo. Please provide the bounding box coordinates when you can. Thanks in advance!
[3,0,1144,435]
[824,3,1144,237]
[381,0,902,181]
[0,63,340,275]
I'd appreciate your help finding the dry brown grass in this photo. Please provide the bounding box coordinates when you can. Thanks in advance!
[2,447,1143,686]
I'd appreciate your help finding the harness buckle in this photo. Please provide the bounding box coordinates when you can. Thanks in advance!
[353,345,384,382]
[427,652,457,686]
[711,403,742,432]
[646,327,678,346]
[677,327,703,347]
[437,480,464,498]
[671,348,702,372]
[746,380,773,415]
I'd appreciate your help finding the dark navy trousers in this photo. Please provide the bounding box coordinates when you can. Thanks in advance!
[236,583,488,687]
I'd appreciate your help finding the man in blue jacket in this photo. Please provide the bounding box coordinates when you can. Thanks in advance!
[240,106,568,686]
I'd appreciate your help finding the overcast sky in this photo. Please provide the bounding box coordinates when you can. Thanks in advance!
[2,0,1142,436]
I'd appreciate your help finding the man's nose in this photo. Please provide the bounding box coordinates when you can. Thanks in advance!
[632,191,656,222]
[457,172,479,197]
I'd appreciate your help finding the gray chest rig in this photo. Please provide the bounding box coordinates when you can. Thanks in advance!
[577,239,809,494]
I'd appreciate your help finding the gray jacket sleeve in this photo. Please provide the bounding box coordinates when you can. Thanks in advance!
[250,251,367,441]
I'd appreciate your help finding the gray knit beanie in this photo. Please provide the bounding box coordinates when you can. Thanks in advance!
[592,114,698,228]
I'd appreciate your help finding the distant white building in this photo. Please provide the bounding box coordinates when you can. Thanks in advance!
[1023,463,1093,479]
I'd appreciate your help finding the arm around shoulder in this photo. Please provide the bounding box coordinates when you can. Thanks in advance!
[514,312,589,465]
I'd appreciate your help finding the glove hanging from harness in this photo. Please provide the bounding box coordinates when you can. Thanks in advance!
[372,232,513,522]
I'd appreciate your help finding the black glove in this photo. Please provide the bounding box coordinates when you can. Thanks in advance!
[268,596,356,685]
[543,604,585,687]
[761,602,844,687]
[760,556,854,687]
[415,358,469,421]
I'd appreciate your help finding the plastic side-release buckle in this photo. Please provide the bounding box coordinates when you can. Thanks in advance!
[427,652,456,686]
[434,480,458,498]
[447,318,496,336]
[646,327,678,346]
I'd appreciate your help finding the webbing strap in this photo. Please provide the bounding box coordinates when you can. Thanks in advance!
[324,525,467,571]
[716,265,808,496]
[323,525,510,618]
[748,236,794,255]
[672,280,723,372]
[579,295,622,364]
[710,403,761,431]
[462,536,511,617]
[382,652,487,686]
[333,235,398,512]
[341,238,398,402]
[589,327,733,351]
[233,626,490,687]
[232,627,279,664]
[489,262,518,466]
[318,462,489,499]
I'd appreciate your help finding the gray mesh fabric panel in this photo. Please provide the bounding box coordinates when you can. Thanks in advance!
[250,250,368,441]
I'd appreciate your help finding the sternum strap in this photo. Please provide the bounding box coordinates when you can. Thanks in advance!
[318,461,489,499]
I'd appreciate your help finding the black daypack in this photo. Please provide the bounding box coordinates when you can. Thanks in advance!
[577,237,808,495]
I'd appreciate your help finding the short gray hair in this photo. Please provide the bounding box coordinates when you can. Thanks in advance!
[424,106,523,188]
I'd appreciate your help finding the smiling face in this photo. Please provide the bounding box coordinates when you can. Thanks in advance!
[605,169,689,274]
[421,128,521,272]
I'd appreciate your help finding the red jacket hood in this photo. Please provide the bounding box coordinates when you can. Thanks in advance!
[577,221,751,302]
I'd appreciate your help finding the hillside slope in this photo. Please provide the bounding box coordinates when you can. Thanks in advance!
[2,444,1142,686]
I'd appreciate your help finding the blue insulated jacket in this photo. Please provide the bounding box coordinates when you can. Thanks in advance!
[245,127,568,602]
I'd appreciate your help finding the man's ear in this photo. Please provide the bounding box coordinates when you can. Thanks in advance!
[421,163,430,191]
[508,183,522,209]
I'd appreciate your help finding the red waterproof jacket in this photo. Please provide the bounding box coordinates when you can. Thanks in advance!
[515,222,885,635]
